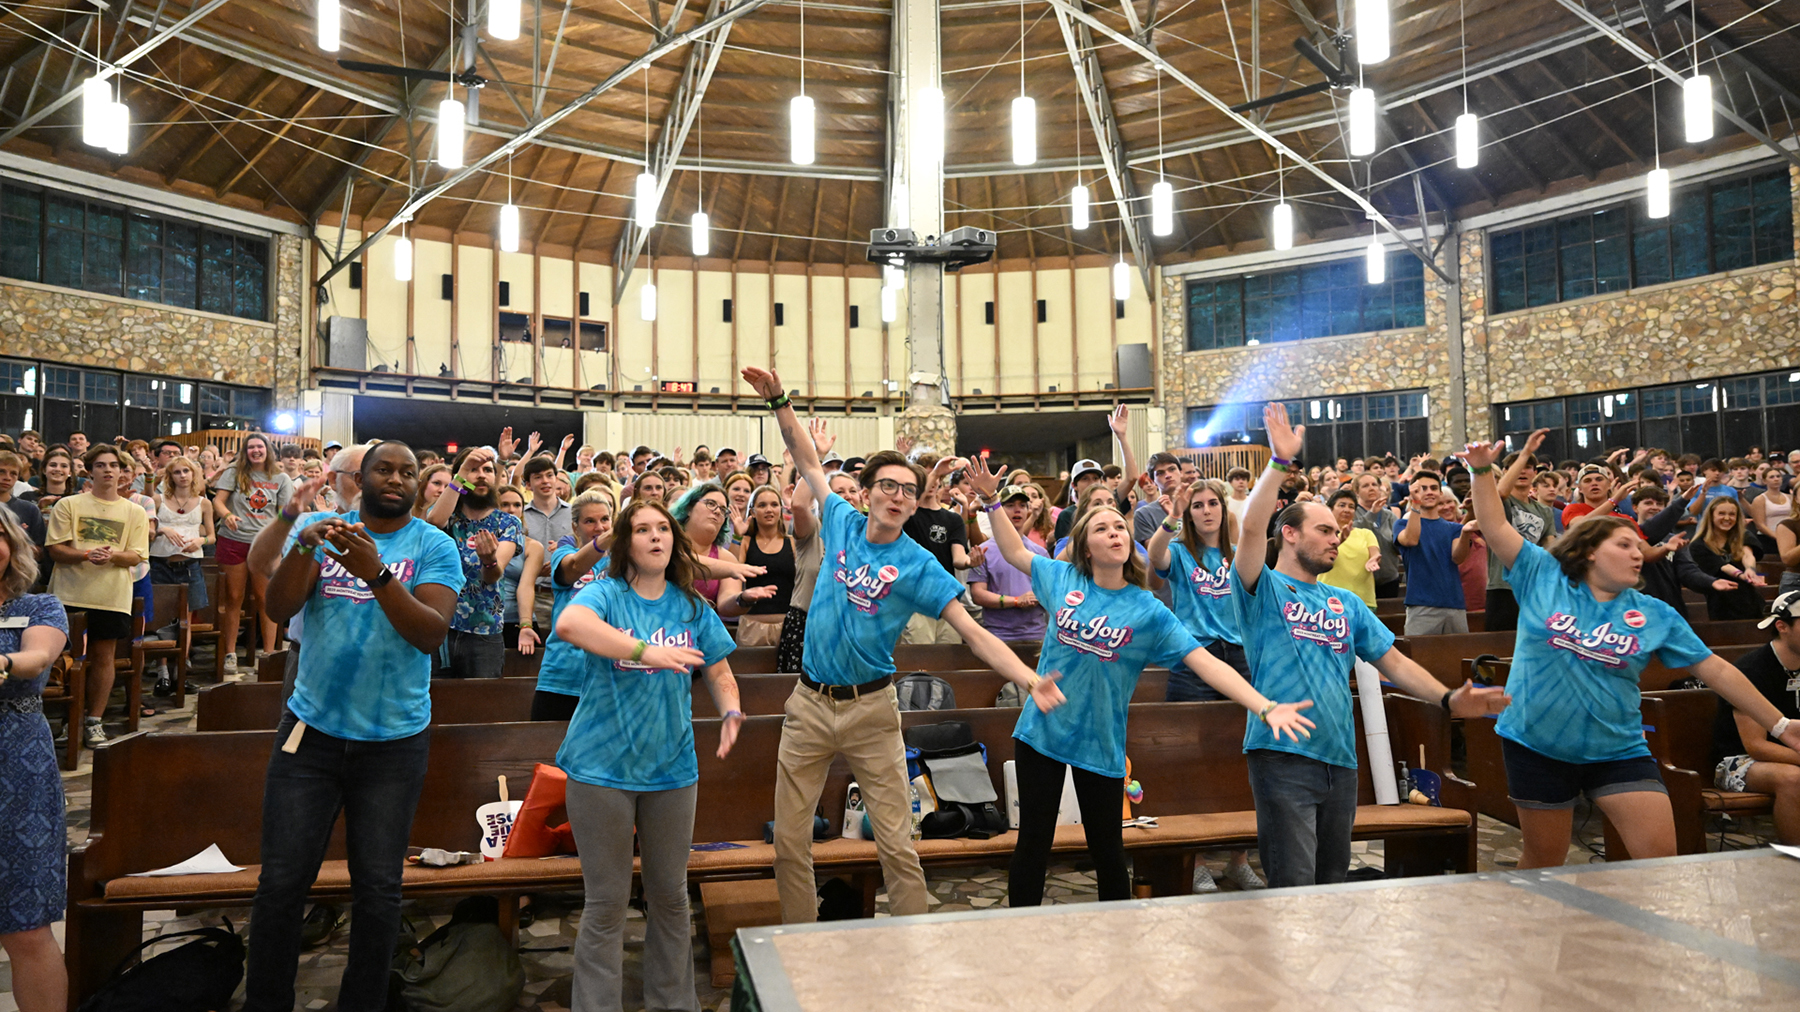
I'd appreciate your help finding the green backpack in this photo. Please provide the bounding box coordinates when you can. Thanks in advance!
[389,898,524,1012]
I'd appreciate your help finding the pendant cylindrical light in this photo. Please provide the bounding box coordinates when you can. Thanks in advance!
[1071,183,1090,230]
[1454,112,1479,169]
[1271,202,1294,251]
[1646,167,1671,219]
[1347,87,1377,156]
[915,86,944,165]
[437,99,465,169]
[690,211,710,256]
[790,94,815,165]
[499,203,520,253]
[1150,180,1174,237]
[1112,258,1130,301]
[880,284,897,323]
[318,0,341,52]
[1354,0,1390,64]
[1011,95,1036,165]
[1365,235,1386,285]
[488,0,521,41]
[82,76,111,147]
[640,282,658,321]
[634,172,657,229]
[393,236,413,282]
[884,264,904,290]
[1683,75,1713,143]
[104,101,129,155]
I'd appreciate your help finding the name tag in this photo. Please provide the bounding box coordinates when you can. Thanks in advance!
[0,616,29,629]
[1787,676,1800,693]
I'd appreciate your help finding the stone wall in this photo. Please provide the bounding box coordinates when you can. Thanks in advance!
[0,232,307,408]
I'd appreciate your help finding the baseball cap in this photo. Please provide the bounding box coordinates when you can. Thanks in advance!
[996,484,1033,503]
[323,440,343,452]
[716,447,737,457]
[1758,590,1800,630]
[843,456,866,474]
[822,451,844,465]
[746,453,772,470]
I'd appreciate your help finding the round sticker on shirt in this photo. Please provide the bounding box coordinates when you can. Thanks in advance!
[466,536,480,549]
[1622,609,1646,629]
[1065,590,1085,607]
[878,565,899,584]
[1327,596,1345,615]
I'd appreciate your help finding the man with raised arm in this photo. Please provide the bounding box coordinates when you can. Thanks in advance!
[1232,404,1509,887]
[741,366,1063,923]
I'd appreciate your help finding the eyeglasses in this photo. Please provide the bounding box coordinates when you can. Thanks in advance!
[872,478,920,499]
[696,498,727,515]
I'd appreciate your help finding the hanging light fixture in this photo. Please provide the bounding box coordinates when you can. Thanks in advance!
[1347,87,1376,156]
[1454,0,1477,169]
[318,0,341,52]
[1271,150,1293,250]
[105,93,129,156]
[1354,0,1390,64]
[1150,66,1172,236]
[791,0,814,164]
[1112,256,1130,301]
[81,76,110,148]
[1647,74,1670,219]
[880,284,897,323]
[690,210,711,256]
[1071,101,1089,229]
[634,171,657,229]
[640,281,658,321]
[1011,0,1034,165]
[394,231,414,282]
[499,151,520,252]
[1365,229,1386,285]
[489,0,521,41]
[916,86,944,165]
[437,98,465,168]
[1683,2,1712,143]
[884,264,905,290]
[692,108,709,255]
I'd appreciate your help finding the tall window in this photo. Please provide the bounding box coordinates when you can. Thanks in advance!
[0,180,270,322]
[1185,251,1426,351]
[1490,168,1792,313]
[0,355,266,442]
[1497,368,1800,462]
[1184,390,1430,462]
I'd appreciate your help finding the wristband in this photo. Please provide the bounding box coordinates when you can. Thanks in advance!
[1161,516,1183,534]
[985,500,1008,513]
[592,537,605,556]
[1470,465,1494,476]
[724,709,744,720]
[281,505,304,522]
[1257,701,1278,723]
[1774,717,1793,738]
[1268,459,1293,473]
[630,639,647,662]
[1440,690,1453,712]
[766,393,791,411]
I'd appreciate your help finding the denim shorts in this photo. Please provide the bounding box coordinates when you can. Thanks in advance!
[150,556,210,611]
[1501,737,1666,810]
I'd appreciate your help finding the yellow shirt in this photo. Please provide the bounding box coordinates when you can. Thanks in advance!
[46,491,151,613]
[1320,526,1379,608]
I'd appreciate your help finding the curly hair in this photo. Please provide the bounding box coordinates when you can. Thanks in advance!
[607,498,706,619]
[1549,514,1639,583]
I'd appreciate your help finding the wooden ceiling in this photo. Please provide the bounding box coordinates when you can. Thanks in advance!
[1,0,1795,269]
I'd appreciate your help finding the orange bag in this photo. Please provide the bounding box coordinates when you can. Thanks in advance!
[501,763,578,857]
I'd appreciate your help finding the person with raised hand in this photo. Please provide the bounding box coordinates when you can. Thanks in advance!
[1460,437,1800,868]
[741,364,1052,924]
[553,497,740,1012]
[425,446,522,678]
[968,454,1301,905]
[1233,404,1508,888]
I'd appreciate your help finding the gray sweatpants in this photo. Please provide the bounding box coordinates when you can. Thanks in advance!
[1403,605,1469,636]
[565,779,699,1012]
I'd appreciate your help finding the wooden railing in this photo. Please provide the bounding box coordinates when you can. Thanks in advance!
[1173,445,1272,480]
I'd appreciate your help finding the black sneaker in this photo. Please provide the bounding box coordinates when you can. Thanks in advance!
[154,670,176,697]
[301,904,344,947]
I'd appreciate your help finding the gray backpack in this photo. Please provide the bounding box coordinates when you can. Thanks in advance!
[894,673,956,711]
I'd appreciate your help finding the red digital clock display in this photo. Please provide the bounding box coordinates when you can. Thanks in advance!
[659,380,698,393]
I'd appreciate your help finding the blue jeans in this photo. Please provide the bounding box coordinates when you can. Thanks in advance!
[433,628,504,678]
[1165,640,1248,702]
[1246,749,1358,889]
[243,709,431,1012]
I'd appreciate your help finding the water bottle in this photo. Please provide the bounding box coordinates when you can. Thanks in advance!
[910,783,924,840]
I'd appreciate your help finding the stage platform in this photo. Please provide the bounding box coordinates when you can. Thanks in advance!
[734,850,1800,1011]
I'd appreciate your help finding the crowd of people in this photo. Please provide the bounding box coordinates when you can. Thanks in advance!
[1,392,1798,1012]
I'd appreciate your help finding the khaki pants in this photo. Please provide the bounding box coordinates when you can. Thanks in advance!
[736,616,785,648]
[772,682,929,923]
[900,611,963,645]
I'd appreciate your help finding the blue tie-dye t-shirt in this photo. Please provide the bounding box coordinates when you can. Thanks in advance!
[1496,540,1710,764]
[286,511,465,741]
[1230,562,1396,769]
[1156,541,1239,646]
[1012,557,1201,779]
[801,493,963,684]
[554,578,735,791]
[534,535,609,698]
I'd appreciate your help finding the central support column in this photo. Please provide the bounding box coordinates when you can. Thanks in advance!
[891,0,957,455]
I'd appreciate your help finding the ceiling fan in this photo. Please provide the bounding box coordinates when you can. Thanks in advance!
[336,49,488,124]
[1229,36,1357,114]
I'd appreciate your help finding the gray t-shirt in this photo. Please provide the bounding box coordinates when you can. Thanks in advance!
[214,466,294,544]
[1487,496,1555,589]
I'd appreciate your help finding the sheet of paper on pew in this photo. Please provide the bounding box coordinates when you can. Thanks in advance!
[127,843,243,877]
[1775,844,1800,861]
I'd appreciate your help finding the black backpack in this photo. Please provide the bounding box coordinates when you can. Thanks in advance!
[894,673,956,711]
[903,721,1008,839]
[77,921,245,1012]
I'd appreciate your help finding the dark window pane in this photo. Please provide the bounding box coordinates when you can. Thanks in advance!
[1642,417,1680,453]
[1669,189,1709,280]
[1633,218,1671,287]
[1641,387,1678,418]
[1680,414,1719,460]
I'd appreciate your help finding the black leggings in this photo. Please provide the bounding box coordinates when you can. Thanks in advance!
[1007,740,1128,907]
[529,690,578,721]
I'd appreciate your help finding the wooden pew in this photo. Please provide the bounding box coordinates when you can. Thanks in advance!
[1399,619,1772,689]
[68,696,1471,1001]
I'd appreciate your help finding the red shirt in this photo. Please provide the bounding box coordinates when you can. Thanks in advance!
[1560,501,1645,539]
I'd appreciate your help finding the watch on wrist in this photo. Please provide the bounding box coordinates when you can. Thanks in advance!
[370,566,395,589]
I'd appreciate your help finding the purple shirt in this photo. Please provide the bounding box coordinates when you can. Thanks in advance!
[970,539,1050,641]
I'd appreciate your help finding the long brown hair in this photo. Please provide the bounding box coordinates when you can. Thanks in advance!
[607,498,706,617]
[1695,495,1747,560]
[1023,483,1055,543]
[159,455,202,497]
[1549,515,1638,583]
[412,463,450,517]
[1067,504,1148,588]
[1180,477,1235,563]
[0,506,39,600]
[744,485,786,541]
[227,433,275,494]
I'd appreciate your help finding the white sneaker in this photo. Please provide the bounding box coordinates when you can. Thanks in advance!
[1223,861,1266,891]
[1192,864,1220,894]
[221,654,238,673]
[83,718,109,747]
